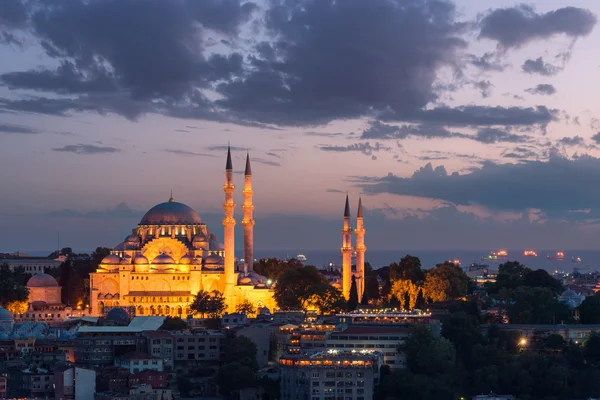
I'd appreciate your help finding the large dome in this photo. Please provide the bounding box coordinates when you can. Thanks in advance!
[27,273,59,288]
[0,308,13,321]
[140,200,202,225]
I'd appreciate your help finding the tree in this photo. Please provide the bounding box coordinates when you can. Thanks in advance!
[544,334,566,352]
[207,291,226,318]
[160,316,188,330]
[91,247,111,266]
[506,286,570,324]
[423,262,469,303]
[236,299,256,316]
[306,284,347,314]
[347,275,359,310]
[274,265,330,310]
[5,300,28,315]
[522,269,563,294]
[400,324,456,375]
[177,376,193,397]
[0,264,29,306]
[360,289,370,305]
[492,261,531,292]
[390,279,421,310]
[59,260,74,305]
[441,311,482,366]
[253,258,303,281]
[218,362,257,400]
[390,255,425,283]
[365,275,380,300]
[578,293,600,324]
[221,335,259,370]
[190,290,211,317]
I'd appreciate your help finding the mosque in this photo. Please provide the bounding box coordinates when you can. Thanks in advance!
[89,147,276,316]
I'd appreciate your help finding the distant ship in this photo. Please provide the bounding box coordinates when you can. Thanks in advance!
[546,251,565,261]
[482,250,508,262]
[523,250,537,257]
[572,256,582,264]
[296,253,307,262]
[447,259,461,266]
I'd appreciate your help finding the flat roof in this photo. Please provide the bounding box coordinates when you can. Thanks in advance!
[78,316,165,333]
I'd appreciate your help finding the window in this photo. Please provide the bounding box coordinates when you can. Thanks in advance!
[313,372,320,378]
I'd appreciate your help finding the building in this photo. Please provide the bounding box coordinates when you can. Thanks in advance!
[340,196,367,302]
[0,308,14,333]
[27,273,62,304]
[481,323,600,344]
[55,366,96,400]
[90,148,276,316]
[0,375,6,399]
[558,289,586,308]
[171,330,223,363]
[280,350,382,400]
[115,352,163,374]
[7,367,55,398]
[140,331,173,369]
[2,258,62,275]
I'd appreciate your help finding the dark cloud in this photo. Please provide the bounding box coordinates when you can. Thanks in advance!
[52,144,120,155]
[592,133,600,144]
[525,84,557,96]
[0,122,40,134]
[325,189,346,194]
[205,145,246,152]
[479,5,597,49]
[216,0,468,125]
[472,80,494,98]
[304,131,346,137]
[522,57,560,76]
[319,142,392,157]
[360,152,600,218]
[466,52,507,72]
[558,136,585,146]
[174,129,190,133]
[251,158,281,167]
[0,0,27,28]
[502,146,540,159]
[474,128,530,144]
[361,122,459,140]
[162,149,217,158]
[265,152,282,158]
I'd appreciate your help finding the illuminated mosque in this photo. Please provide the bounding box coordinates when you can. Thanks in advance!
[90,147,276,316]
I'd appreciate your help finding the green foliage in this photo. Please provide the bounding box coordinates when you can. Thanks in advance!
[190,290,226,318]
[506,286,570,324]
[389,255,425,283]
[257,376,280,400]
[441,311,483,366]
[578,293,600,324]
[235,299,256,316]
[400,324,456,375]
[274,265,334,310]
[222,335,259,371]
[347,275,359,310]
[253,257,303,281]
[423,262,469,302]
[365,275,380,300]
[177,376,193,397]
[160,316,188,330]
[522,269,563,294]
[544,334,566,352]
[360,288,369,305]
[306,283,347,314]
[0,264,29,306]
[489,261,532,293]
[218,362,257,399]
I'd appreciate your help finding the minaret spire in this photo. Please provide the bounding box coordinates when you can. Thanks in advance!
[223,144,236,305]
[355,197,366,303]
[169,189,174,202]
[242,152,255,271]
[341,194,353,299]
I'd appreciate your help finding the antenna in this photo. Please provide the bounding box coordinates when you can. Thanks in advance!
[57,232,60,253]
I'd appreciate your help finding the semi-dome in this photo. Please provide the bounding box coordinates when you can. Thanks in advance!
[153,254,175,264]
[27,273,59,288]
[205,254,224,264]
[125,234,140,243]
[140,200,202,225]
[101,254,122,264]
[179,254,193,265]
[0,308,13,320]
[105,307,130,325]
[134,254,149,264]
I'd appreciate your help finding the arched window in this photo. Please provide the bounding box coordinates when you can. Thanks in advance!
[158,305,163,315]
[165,305,170,315]
[138,306,144,316]
[177,306,183,315]
[99,302,105,315]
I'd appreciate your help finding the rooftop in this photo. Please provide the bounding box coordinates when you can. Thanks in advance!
[118,351,161,361]
[78,316,165,333]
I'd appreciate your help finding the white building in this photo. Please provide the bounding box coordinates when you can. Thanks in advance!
[2,258,62,275]
[114,351,164,373]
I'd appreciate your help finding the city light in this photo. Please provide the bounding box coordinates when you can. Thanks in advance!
[519,338,528,346]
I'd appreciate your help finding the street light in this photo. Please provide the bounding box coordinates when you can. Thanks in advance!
[519,338,527,346]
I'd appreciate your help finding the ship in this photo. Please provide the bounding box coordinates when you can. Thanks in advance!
[447,259,461,266]
[546,251,565,261]
[481,250,508,262]
[296,253,307,262]
[572,256,582,264]
[523,250,537,257]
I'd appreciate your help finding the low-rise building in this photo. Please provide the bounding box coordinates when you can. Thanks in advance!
[140,331,173,369]
[115,352,163,374]
[280,350,382,400]
[171,330,223,363]
[55,366,96,400]
[0,375,6,399]
[7,367,55,398]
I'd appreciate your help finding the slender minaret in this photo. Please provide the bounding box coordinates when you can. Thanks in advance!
[355,197,366,303]
[223,145,236,293]
[242,152,255,271]
[341,194,353,299]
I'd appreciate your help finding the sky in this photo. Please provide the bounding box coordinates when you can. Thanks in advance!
[2,0,600,252]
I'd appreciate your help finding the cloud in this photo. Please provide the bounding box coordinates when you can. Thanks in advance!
[525,84,557,96]
[205,145,246,152]
[360,152,600,218]
[0,122,39,134]
[361,122,458,140]
[319,142,392,157]
[250,158,281,167]
[325,189,346,194]
[473,128,530,144]
[52,144,120,155]
[162,149,217,158]
[216,0,468,125]
[466,52,507,72]
[592,133,600,144]
[521,57,560,76]
[472,80,494,98]
[558,136,585,146]
[265,152,282,158]
[479,5,597,49]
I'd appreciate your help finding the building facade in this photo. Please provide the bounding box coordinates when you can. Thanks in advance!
[90,147,276,316]
[280,350,382,400]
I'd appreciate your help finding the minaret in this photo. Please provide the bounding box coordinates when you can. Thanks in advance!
[223,145,236,293]
[341,194,353,299]
[242,152,255,271]
[355,197,366,303]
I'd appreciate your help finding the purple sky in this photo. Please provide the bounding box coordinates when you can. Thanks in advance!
[1,0,600,252]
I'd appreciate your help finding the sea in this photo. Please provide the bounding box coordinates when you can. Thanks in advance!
[17,249,600,273]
